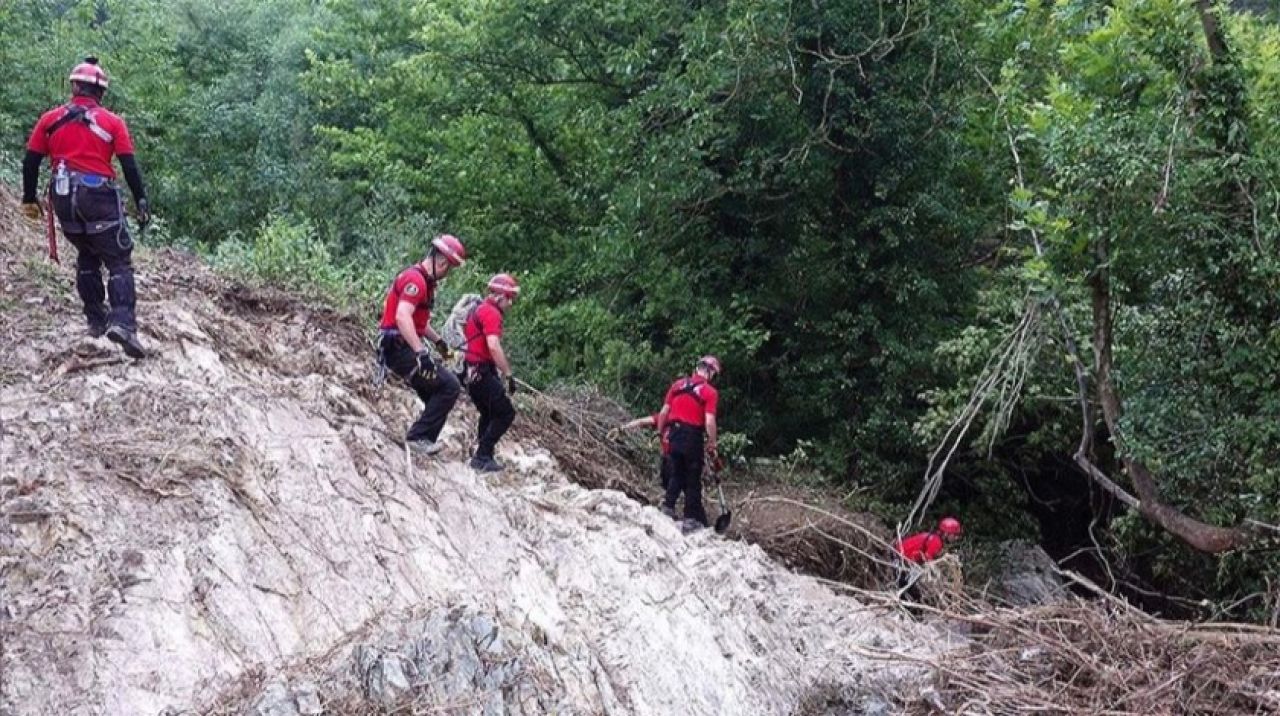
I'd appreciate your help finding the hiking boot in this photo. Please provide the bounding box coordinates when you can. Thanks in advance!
[660,505,678,520]
[679,518,707,535]
[469,456,504,473]
[105,325,145,359]
[87,322,107,339]
[407,440,445,457]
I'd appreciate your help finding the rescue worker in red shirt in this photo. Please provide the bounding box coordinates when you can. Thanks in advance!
[20,57,150,358]
[611,412,673,490]
[895,517,963,564]
[377,235,467,455]
[654,356,722,530]
[463,273,520,473]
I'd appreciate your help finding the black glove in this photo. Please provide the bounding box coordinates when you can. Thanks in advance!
[434,338,453,362]
[414,349,436,379]
[507,376,518,395]
[707,448,723,472]
[135,198,151,229]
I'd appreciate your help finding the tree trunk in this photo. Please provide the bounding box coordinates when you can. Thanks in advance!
[1088,233,1252,553]
[1195,0,1228,60]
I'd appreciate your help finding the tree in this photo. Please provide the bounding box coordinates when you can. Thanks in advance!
[941,0,1279,565]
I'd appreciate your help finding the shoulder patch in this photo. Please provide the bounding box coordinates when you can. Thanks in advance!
[404,282,420,297]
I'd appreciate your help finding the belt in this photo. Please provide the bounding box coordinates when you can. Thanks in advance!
[70,172,116,189]
[668,421,704,432]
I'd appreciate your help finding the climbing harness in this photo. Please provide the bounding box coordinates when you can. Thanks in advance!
[49,157,130,251]
[44,103,114,144]
[664,378,708,431]
[674,377,707,406]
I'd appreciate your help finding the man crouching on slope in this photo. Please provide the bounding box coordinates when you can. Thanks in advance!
[377,235,467,456]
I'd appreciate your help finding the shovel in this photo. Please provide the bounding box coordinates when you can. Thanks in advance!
[712,470,732,534]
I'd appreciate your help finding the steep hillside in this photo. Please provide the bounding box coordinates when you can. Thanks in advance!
[0,195,940,715]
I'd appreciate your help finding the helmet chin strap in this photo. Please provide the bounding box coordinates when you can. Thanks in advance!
[426,251,439,282]
[72,83,103,99]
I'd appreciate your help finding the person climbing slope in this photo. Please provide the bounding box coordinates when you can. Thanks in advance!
[377,234,467,456]
[20,57,151,358]
[895,516,963,564]
[655,355,722,532]
[463,273,520,473]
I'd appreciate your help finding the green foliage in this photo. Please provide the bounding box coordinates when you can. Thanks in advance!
[920,0,1280,618]
[212,214,351,301]
[300,0,985,481]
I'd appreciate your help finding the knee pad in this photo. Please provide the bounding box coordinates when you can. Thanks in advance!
[105,257,133,275]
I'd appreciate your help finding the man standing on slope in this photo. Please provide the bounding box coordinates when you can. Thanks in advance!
[378,235,467,455]
[655,356,722,532]
[20,57,151,358]
[463,273,520,473]
[895,517,963,564]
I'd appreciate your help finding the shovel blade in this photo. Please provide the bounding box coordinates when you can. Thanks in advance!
[713,479,731,533]
[714,511,731,534]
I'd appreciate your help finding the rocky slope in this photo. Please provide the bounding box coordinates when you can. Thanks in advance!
[0,196,940,715]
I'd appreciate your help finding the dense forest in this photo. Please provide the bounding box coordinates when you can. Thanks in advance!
[2,0,1277,621]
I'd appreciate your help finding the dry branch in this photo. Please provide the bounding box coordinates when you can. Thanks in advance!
[885,579,1280,714]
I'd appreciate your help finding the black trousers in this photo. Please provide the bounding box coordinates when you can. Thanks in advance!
[658,454,673,491]
[380,336,460,442]
[467,365,514,460]
[664,424,708,526]
[53,184,135,331]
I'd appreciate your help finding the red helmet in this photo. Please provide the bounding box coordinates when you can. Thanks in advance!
[431,234,466,266]
[69,58,109,89]
[698,355,721,376]
[939,516,962,537]
[488,273,520,300]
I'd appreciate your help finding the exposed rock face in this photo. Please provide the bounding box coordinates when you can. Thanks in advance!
[0,223,939,715]
[990,540,1069,607]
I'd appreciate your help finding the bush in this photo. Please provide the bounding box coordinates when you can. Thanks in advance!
[212,214,353,305]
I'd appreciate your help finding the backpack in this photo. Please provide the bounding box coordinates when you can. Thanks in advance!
[442,293,483,371]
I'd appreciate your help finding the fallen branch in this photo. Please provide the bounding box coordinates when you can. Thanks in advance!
[48,353,129,379]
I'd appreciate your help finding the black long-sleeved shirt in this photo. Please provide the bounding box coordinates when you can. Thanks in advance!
[21,149,147,205]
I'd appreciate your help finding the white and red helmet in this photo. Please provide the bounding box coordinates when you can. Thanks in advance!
[698,355,722,377]
[431,234,466,266]
[939,516,963,537]
[488,273,520,300]
[69,58,109,89]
